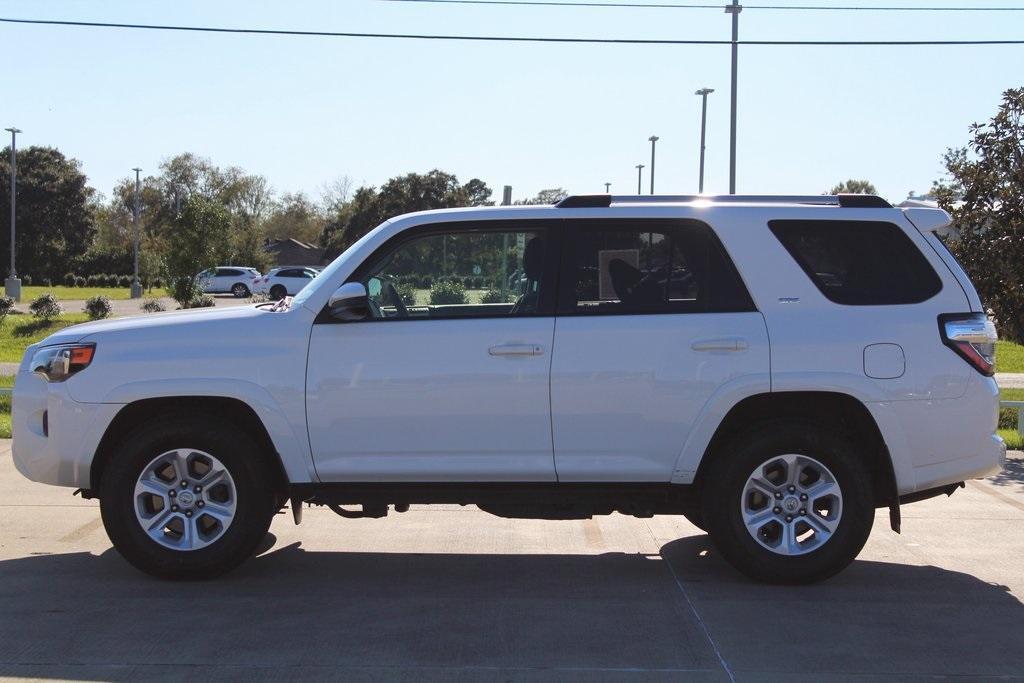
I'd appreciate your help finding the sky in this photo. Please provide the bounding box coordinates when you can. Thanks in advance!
[1,0,1022,205]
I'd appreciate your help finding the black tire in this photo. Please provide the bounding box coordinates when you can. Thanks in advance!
[269,285,287,300]
[99,415,277,580]
[231,283,250,298]
[700,422,874,584]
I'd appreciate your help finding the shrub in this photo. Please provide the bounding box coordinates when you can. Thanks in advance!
[152,276,163,289]
[22,274,32,286]
[0,296,14,326]
[141,298,166,313]
[188,294,215,309]
[64,272,77,287]
[73,276,86,288]
[43,278,52,288]
[84,295,113,320]
[429,279,467,305]
[97,273,112,287]
[117,275,132,288]
[85,274,100,287]
[480,288,513,304]
[29,293,62,321]
[418,276,433,289]
[394,282,418,306]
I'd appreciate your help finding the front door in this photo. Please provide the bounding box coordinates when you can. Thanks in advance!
[550,218,770,482]
[306,221,559,482]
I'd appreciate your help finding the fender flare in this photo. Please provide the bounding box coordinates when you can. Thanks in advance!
[98,378,316,484]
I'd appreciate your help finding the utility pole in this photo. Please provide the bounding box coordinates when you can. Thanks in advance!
[635,164,645,194]
[726,1,742,194]
[130,168,143,298]
[4,127,22,302]
[648,136,659,195]
[604,182,611,194]
[695,88,714,193]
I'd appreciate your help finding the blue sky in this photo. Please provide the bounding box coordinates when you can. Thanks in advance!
[1,0,1021,204]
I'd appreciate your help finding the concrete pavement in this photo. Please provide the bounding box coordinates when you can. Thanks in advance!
[998,373,1024,389]
[0,442,1022,681]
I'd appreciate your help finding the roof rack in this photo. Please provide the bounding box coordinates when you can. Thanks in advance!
[554,194,892,209]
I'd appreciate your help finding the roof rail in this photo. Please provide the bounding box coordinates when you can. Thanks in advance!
[555,194,892,209]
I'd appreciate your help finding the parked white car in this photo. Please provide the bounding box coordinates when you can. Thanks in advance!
[198,267,261,298]
[12,194,1005,582]
[252,267,319,300]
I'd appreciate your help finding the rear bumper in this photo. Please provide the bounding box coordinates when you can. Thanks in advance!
[868,374,1005,495]
[12,367,122,488]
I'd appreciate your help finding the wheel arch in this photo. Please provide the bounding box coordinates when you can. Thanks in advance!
[90,396,290,498]
[692,391,897,509]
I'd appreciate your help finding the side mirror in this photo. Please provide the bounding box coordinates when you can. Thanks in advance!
[328,282,370,321]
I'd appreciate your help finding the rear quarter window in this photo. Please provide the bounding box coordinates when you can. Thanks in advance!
[768,220,942,306]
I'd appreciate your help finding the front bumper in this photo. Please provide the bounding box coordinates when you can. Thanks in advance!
[12,367,122,488]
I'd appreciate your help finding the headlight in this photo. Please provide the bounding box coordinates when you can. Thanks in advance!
[31,344,96,382]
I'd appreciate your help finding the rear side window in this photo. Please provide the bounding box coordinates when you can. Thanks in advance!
[561,219,755,315]
[769,220,942,306]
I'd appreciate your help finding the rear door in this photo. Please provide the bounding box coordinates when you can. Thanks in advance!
[550,218,770,482]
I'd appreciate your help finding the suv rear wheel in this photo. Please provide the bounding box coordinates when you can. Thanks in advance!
[701,422,874,584]
[99,415,276,579]
[231,283,250,298]
[269,284,287,300]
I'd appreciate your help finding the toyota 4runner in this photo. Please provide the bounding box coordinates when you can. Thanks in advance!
[12,194,1006,583]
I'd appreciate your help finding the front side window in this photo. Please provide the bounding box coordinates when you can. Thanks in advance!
[769,220,942,305]
[562,220,754,315]
[354,226,549,320]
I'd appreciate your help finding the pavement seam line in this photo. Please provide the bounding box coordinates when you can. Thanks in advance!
[966,480,1024,513]
[647,522,737,683]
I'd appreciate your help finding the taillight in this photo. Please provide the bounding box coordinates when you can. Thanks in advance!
[939,313,997,376]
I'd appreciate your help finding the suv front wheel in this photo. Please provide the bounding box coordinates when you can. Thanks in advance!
[701,422,874,584]
[99,415,277,579]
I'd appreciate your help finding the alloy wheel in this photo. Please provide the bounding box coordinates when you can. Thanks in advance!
[740,453,843,556]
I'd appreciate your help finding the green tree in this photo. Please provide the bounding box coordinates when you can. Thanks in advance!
[161,197,232,308]
[263,192,326,244]
[0,146,96,281]
[515,188,569,205]
[828,179,878,195]
[933,88,1024,343]
[321,171,492,260]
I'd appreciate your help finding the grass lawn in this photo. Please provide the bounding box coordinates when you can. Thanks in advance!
[0,313,92,363]
[996,340,1024,374]
[0,375,11,438]
[21,286,168,302]
[999,388,1023,450]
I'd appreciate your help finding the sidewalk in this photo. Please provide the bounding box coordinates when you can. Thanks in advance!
[997,373,1024,389]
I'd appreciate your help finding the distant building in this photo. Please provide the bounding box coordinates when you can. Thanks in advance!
[263,238,325,267]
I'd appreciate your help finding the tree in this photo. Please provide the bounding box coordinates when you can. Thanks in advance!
[933,88,1024,343]
[263,192,326,244]
[321,171,492,259]
[161,197,232,308]
[515,188,569,205]
[828,179,877,195]
[0,146,96,281]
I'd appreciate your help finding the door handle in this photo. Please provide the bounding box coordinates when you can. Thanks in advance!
[690,337,749,352]
[489,344,544,357]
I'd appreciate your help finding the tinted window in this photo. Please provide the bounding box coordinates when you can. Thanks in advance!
[354,226,550,320]
[562,220,754,315]
[217,268,242,277]
[769,220,942,305]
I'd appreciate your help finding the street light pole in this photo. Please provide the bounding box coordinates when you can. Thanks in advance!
[726,1,742,194]
[695,88,715,193]
[604,182,611,194]
[635,164,645,195]
[648,136,659,195]
[130,168,143,299]
[4,127,22,302]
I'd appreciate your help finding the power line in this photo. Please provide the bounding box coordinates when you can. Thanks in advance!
[380,0,1024,11]
[1,17,1022,45]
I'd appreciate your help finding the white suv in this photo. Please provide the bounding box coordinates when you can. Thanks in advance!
[12,194,1005,583]
[198,267,261,298]
[252,267,319,300]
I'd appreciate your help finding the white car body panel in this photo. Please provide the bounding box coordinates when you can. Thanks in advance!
[254,268,318,297]
[307,318,557,482]
[551,312,770,482]
[11,200,1005,501]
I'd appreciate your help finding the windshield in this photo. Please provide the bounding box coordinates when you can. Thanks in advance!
[291,218,393,309]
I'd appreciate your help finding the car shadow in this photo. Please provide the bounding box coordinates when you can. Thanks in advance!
[987,451,1023,487]
[0,534,1021,680]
